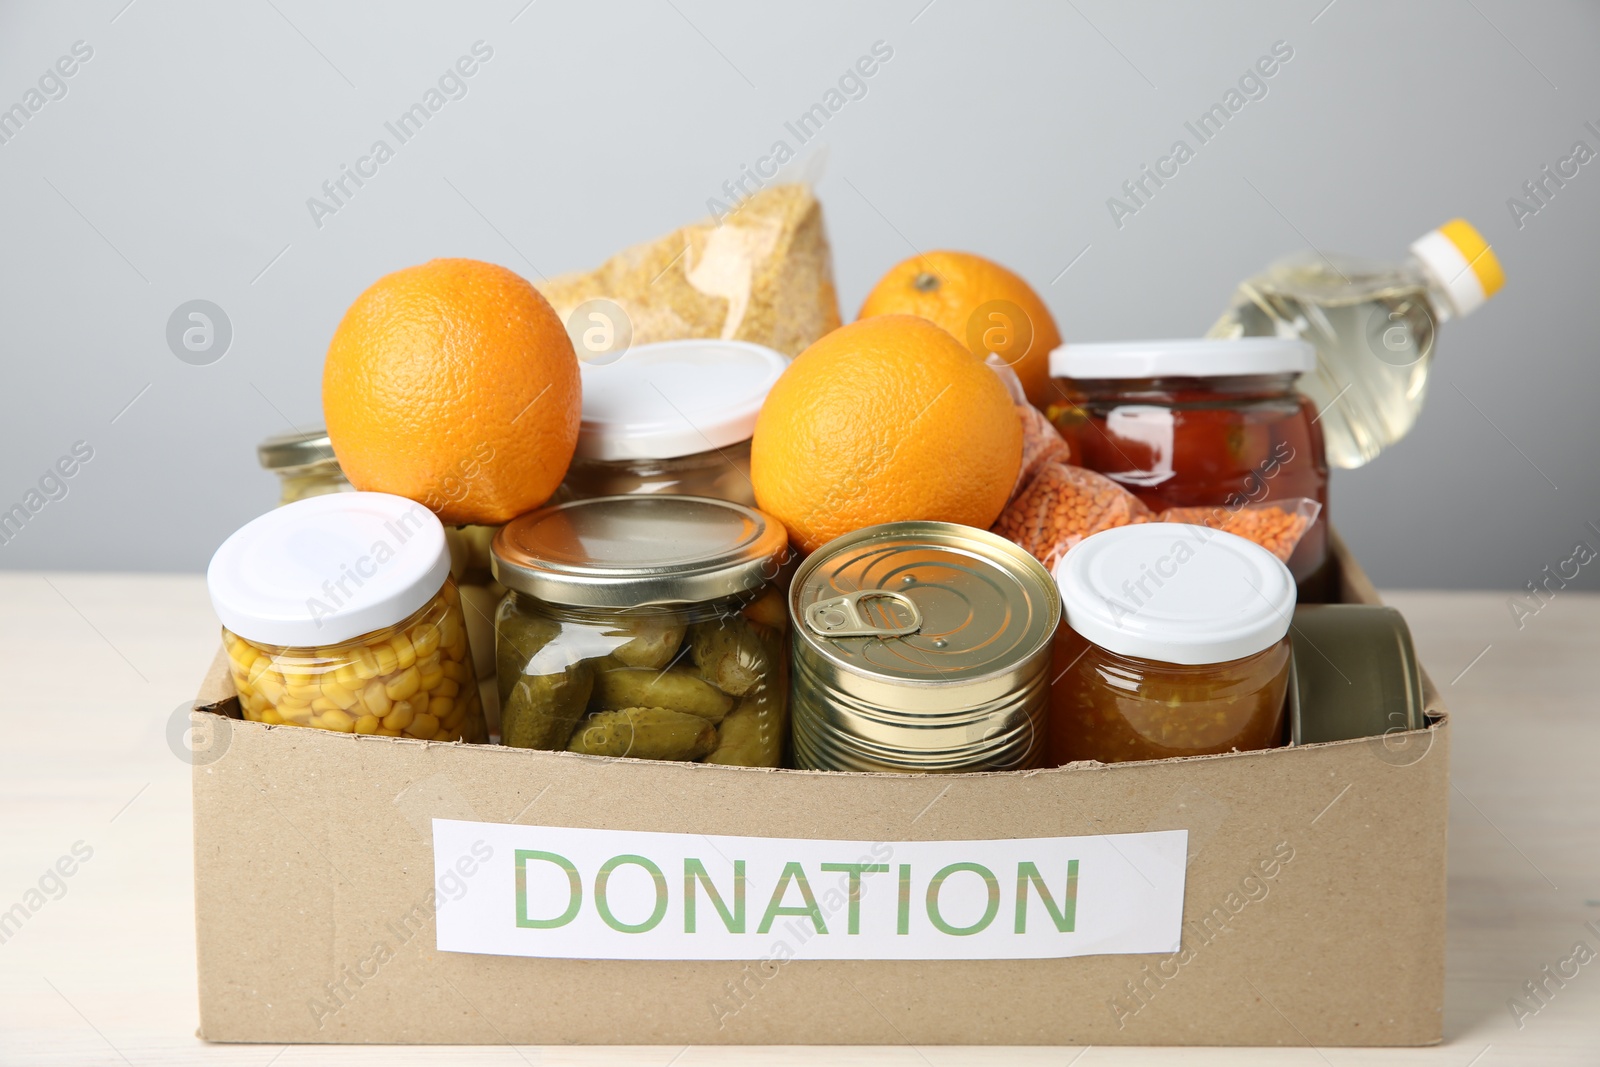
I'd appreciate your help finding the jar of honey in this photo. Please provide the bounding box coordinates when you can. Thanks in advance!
[1046,338,1330,597]
[1049,522,1295,764]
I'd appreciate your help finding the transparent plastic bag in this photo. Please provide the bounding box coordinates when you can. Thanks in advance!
[988,356,1071,500]
[1156,498,1323,563]
[537,184,841,359]
[991,462,1151,571]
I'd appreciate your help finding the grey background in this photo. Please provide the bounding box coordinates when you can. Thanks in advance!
[1,0,1596,594]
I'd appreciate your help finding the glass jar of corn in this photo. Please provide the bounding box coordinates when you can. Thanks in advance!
[207,492,487,742]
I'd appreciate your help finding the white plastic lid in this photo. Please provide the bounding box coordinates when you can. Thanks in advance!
[207,492,452,647]
[1053,523,1295,665]
[1050,337,1314,380]
[576,339,789,462]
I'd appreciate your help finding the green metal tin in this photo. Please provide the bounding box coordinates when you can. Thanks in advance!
[1289,604,1425,745]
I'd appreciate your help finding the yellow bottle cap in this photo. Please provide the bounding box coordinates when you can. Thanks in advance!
[1410,218,1504,316]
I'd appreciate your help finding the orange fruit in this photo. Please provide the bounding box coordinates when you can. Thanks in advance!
[857,250,1062,409]
[751,315,1022,552]
[322,258,581,526]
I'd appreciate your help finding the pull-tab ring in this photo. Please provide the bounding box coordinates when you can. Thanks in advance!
[803,590,922,639]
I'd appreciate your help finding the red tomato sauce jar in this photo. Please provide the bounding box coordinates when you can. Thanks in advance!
[1045,338,1331,598]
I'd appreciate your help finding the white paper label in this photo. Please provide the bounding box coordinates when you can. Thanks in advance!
[431,819,1186,962]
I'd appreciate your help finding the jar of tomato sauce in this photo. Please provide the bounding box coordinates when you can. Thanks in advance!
[1047,338,1330,598]
[1050,522,1296,764]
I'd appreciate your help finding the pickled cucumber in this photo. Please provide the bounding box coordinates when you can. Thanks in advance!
[500,660,594,750]
[609,617,687,670]
[591,665,734,721]
[702,694,782,767]
[689,618,771,697]
[566,706,716,760]
[496,608,593,749]
[494,610,561,707]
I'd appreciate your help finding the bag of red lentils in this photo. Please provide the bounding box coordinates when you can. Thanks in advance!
[986,356,1072,500]
[991,462,1152,571]
[1156,498,1322,563]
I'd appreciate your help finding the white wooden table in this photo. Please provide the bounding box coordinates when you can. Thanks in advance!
[1,573,1595,1065]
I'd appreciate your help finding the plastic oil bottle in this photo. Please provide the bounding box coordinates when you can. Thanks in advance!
[1208,219,1504,469]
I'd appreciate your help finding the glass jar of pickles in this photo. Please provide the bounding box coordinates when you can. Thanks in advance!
[561,339,788,506]
[1049,522,1295,764]
[207,492,487,742]
[490,495,792,765]
[256,427,353,506]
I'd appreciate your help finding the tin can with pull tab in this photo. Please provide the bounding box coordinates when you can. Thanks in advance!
[789,521,1061,773]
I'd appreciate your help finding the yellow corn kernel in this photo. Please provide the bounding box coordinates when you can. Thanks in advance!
[373,643,399,677]
[438,612,461,650]
[376,726,403,736]
[427,695,453,718]
[284,682,320,703]
[353,714,380,735]
[316,708,356,732]
[406,712,439,738]
[382,702,415,732]
[256,673,287,706]
[440,660,466,683]
[390,632,416,671]
[280,665,314,688]
[385,665,421,701]
[441,704,464,732]
[433,729,453,741]
[242,706,261,722]
[410,622,441,659]
[260,708,284,726]
[320,680,361,710]
[360,680,392,718]
[418,665,444,693]
[246,655,272,686]
[353,646,380,681]
[311,696,339,713]
[335,661,364,689]
[433,678,459,699]
[445,632,468,663]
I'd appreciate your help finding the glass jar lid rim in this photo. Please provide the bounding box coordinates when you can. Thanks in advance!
[1050,338,1314,380]
[575,339,788,461]
[1053,523,1295,664]
[257,427,340,471]
[491,495,790,607]
[207,491,451,647]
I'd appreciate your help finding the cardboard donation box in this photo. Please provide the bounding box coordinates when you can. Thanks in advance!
[191,533,1448,1046]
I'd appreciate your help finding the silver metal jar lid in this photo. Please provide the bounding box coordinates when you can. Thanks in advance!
[256,427,339,472]
[792,521,1059,687]
[490,495,790,608]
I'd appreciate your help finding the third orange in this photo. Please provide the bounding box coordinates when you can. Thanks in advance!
[857,250,1062,409]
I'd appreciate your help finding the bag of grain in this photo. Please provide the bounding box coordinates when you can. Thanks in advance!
[538,184,841,360]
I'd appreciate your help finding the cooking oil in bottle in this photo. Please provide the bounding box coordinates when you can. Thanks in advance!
[1208,219,1503,469]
